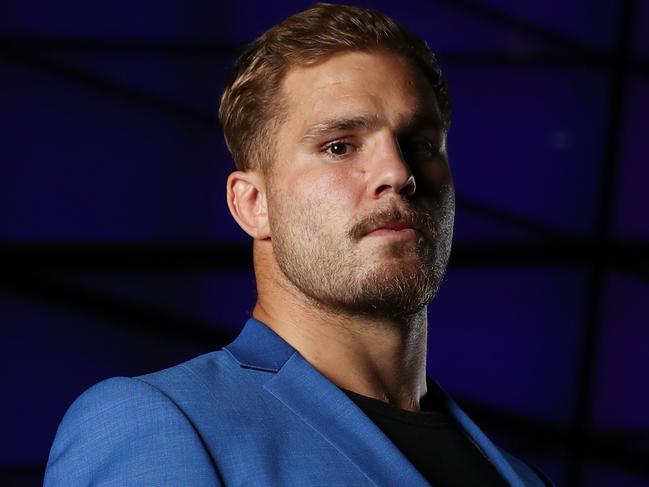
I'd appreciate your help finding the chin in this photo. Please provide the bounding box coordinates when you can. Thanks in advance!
[346,264,438,317]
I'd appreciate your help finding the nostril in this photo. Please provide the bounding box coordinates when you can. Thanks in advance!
[376,184,393,196]
[375,175,416,198]
[400,175,416,197]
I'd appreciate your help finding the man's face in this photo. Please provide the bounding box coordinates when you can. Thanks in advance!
[266,50,454,319]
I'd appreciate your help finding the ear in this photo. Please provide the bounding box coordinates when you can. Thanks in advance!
[226,170,271,240]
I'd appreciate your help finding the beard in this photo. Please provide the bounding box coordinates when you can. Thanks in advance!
[267,188,454,321]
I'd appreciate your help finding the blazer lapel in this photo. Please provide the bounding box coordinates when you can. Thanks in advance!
[265,351,430,487]
[445,398,526,487]
[225,318,429,487]
[226,319,528,486]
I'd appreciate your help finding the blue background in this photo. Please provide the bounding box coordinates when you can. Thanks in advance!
[1,1,648,485]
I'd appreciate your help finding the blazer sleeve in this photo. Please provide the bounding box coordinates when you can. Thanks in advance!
[44,376,223,487]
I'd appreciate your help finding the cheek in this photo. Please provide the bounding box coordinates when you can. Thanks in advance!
[293,166,362,211]
[412,163,454,210]
[415,161,452,191]
[427,157,452,179]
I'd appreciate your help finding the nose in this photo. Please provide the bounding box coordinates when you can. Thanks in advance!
[368,135,416,199]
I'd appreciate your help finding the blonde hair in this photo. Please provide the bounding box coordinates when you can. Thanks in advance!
[219,3,451,172]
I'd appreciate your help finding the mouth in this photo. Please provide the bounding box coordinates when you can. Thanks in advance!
[363,220,420,239]
[349,205,434,243]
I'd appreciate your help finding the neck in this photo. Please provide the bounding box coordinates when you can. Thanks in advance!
[252,242,429,412]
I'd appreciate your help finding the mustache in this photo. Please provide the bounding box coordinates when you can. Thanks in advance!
[348,203,436,241]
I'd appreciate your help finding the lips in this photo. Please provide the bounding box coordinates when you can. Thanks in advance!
[364,219,419,238]
[349,206,432,242]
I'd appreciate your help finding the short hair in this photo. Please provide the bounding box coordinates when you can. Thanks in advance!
[219,3,451,172]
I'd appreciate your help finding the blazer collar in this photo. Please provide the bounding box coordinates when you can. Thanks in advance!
[223,317,294,372]
[225,318,526,487]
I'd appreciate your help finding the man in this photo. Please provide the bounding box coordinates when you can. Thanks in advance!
[45,4,551,486]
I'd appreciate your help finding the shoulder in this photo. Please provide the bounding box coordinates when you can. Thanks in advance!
[49,375,195,437]
[137,349,237,395]
[45,371,224,486]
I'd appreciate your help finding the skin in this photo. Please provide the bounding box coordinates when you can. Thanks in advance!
[227,50,454,411]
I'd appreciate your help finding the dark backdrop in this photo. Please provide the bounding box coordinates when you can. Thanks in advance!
[1,1,648,486]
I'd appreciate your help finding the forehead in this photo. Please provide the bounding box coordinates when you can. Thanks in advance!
[278,50,440,134]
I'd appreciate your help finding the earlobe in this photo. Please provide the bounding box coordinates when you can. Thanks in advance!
[226,171,271,240]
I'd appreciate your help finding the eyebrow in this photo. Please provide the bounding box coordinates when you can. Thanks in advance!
[399,112,444,135]
[300,115,381,142]
[299,112,442,143]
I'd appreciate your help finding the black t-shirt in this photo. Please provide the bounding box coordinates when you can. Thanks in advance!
[341,384,509,487]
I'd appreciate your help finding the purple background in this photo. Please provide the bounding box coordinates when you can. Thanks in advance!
[1,1,647,485]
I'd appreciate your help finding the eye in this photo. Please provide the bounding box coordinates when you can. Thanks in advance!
[322,141,354,158]
[401,138,439,161]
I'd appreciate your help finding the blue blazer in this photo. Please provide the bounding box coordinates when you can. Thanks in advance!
[45,318,547,486]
